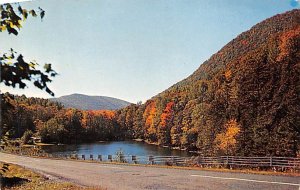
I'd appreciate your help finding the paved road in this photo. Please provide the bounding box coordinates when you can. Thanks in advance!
[0,152,299,190]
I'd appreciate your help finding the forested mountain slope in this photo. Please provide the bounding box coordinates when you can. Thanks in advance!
[116,9,300,157]
[1,93,122,144]
[50,94,130,110]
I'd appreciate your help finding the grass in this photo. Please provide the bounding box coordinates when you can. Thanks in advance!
[0,162,105,190]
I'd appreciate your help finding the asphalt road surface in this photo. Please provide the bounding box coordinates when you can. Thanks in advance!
[0,152,299,190]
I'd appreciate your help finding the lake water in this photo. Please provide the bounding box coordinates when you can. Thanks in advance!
[41,141,192,157]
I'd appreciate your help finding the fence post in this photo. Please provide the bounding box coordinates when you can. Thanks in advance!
[172,156,176,165]
[225,156,230,169]
[120,154,124,162]
[132,155,137,164]
[98,155,102,161]
[149,155,154,165]
[270,157,273,167]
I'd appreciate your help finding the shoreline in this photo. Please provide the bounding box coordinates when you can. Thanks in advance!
[22,142,56,147]
[133,139,190,152]
[22,139,195,154]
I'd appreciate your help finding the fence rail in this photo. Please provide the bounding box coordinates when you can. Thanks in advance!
[44,153,300,169]
[2,148,300,170]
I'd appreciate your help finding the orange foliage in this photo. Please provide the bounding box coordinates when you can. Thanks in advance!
[143,101,156,127]
[159,102,174,128]
[80,110,116,128]
[87,110,115,119]
[64,109,75,119]
[277,26,300,61]
[224,70,232,81]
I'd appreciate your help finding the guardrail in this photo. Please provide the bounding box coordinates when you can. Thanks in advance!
[47,154,300,169]
[49,154,191,165]
[196,156,300,168]
[2,147,300,171]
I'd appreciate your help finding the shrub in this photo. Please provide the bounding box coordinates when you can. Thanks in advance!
[21,130,33,145]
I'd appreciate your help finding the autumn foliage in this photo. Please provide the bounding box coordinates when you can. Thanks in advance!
[115,10,300,156]
[159,102,174,128]
[215,119,240,155]
[1,10,300,157]
[1,93,121,144]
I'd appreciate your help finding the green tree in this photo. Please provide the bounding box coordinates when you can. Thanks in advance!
[21,129,33,144]
[39,117,65,143]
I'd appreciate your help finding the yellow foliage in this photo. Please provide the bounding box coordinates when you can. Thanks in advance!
[0,25,7,31]
[215,119,240,153]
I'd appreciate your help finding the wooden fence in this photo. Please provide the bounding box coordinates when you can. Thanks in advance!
[195,156,300,168]
[2,147,300,170]
[48,154,300,169]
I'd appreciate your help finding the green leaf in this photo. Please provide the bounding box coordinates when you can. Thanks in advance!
[39,7,45,19]
[18,5,23,14]
[29,10,37,17]
[5,4,13,11]
[43,63,52,73]
[34,81,42,89]
[22,9,28,19]
[7,25,18,35]
[40,10,45,19]
[1,10,8,19]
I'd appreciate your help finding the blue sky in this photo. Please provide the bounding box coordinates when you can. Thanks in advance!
[0,0,298,103]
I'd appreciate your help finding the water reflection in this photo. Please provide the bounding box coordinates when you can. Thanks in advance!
[41,141,192,157]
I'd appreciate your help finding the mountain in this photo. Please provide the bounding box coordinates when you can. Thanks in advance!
[116,10,300,157]
[51,94,131,110]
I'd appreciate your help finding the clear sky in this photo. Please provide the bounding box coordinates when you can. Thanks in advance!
[0,0,299,103]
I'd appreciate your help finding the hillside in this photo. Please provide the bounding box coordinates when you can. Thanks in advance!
[1,93,123,143]
[51,94,131,110]
[116,9,300,157]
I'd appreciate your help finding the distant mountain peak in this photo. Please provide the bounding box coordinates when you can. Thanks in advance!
[50,94,131,110]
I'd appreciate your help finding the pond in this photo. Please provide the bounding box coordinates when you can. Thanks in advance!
[41,141,193,157]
